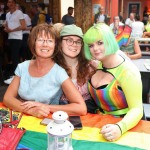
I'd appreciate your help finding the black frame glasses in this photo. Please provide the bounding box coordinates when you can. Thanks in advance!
[62,39,83,47]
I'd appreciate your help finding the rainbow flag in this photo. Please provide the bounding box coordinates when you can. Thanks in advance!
[1,103,150,150]
[17,114,150,150]
[116,25,132,47]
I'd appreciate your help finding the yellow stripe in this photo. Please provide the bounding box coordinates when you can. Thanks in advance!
[72,127,150,150]
[18,115,47,133]
[18,116,150,150]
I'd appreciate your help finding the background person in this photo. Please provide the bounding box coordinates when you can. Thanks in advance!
[94,6,108,24]
[3,0,26,84]
[125,13,135,27]
[16,4,32,60]
[3,23,87,118]
[143,6,149,25]
[142,14,150,38]
[142,14,150,51]
[130,15,144,38]
[83,23,143,141]
[53,23,65,34]
[54,24,97,113]
[120,38,142,59]
[37,2,46,25]
[110,16,124,36]
[62,7,75,25]
[30,4,39,27]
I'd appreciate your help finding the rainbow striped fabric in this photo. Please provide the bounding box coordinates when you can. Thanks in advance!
[88,79,128,113]
[17,114,150,150]
[116,25,132,47]
[1,103,150,150]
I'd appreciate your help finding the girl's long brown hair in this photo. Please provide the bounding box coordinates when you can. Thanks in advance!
[54,39,94,86]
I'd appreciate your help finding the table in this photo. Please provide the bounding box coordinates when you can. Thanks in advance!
[18,113,150,150]
[132,59,150,103]
[136,38,150,42]
[135,37,150,53]
[132,59,150,73]
[141,51,150,56]
[1,103,150,150]
[143,103,150,119]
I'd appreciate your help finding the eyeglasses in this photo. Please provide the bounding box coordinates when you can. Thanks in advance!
[62,38,82,47]
[36,39,54,45]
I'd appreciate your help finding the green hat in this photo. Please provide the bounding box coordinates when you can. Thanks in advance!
[60,24,83,39]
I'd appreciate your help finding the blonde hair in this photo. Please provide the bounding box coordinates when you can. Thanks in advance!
[53,23,65,34]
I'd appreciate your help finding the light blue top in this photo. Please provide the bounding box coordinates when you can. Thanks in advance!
[15,60,69,104]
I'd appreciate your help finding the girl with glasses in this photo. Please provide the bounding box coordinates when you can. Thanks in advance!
[54,24,97,113]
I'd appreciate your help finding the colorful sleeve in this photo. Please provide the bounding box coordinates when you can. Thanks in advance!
[116,65,143,134]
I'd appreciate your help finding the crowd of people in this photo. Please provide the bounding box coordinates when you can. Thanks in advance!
[0,0,148,142]
[110,12,150,58]
[0,0,52,84]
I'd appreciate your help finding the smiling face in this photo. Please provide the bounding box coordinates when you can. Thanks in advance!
[35,31,55,59]
[88,40,105,60]
[61,36,82,59]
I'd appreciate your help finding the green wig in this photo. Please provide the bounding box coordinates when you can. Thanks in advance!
[83,23,119,60]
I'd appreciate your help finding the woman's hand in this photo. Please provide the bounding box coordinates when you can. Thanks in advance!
[100,124,122,141]
[89,59,100,68]
[21,101,42,110]
[27,107,50,118]
[21,101,51,118]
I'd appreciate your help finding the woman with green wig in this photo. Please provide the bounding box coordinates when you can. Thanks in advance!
[83,23,143,141]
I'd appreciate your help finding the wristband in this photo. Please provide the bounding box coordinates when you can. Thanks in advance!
[115,124,122,134]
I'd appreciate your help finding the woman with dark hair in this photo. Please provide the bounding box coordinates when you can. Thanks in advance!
[130,15,144,38]
[54,24,97,113]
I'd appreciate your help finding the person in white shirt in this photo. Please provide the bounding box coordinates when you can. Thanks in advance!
[110,16,124,36]
[16,4,32,60]
[3,0,26,84]
[125,13,135,27]
[94,6,108,24]
[131,15,144,38]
